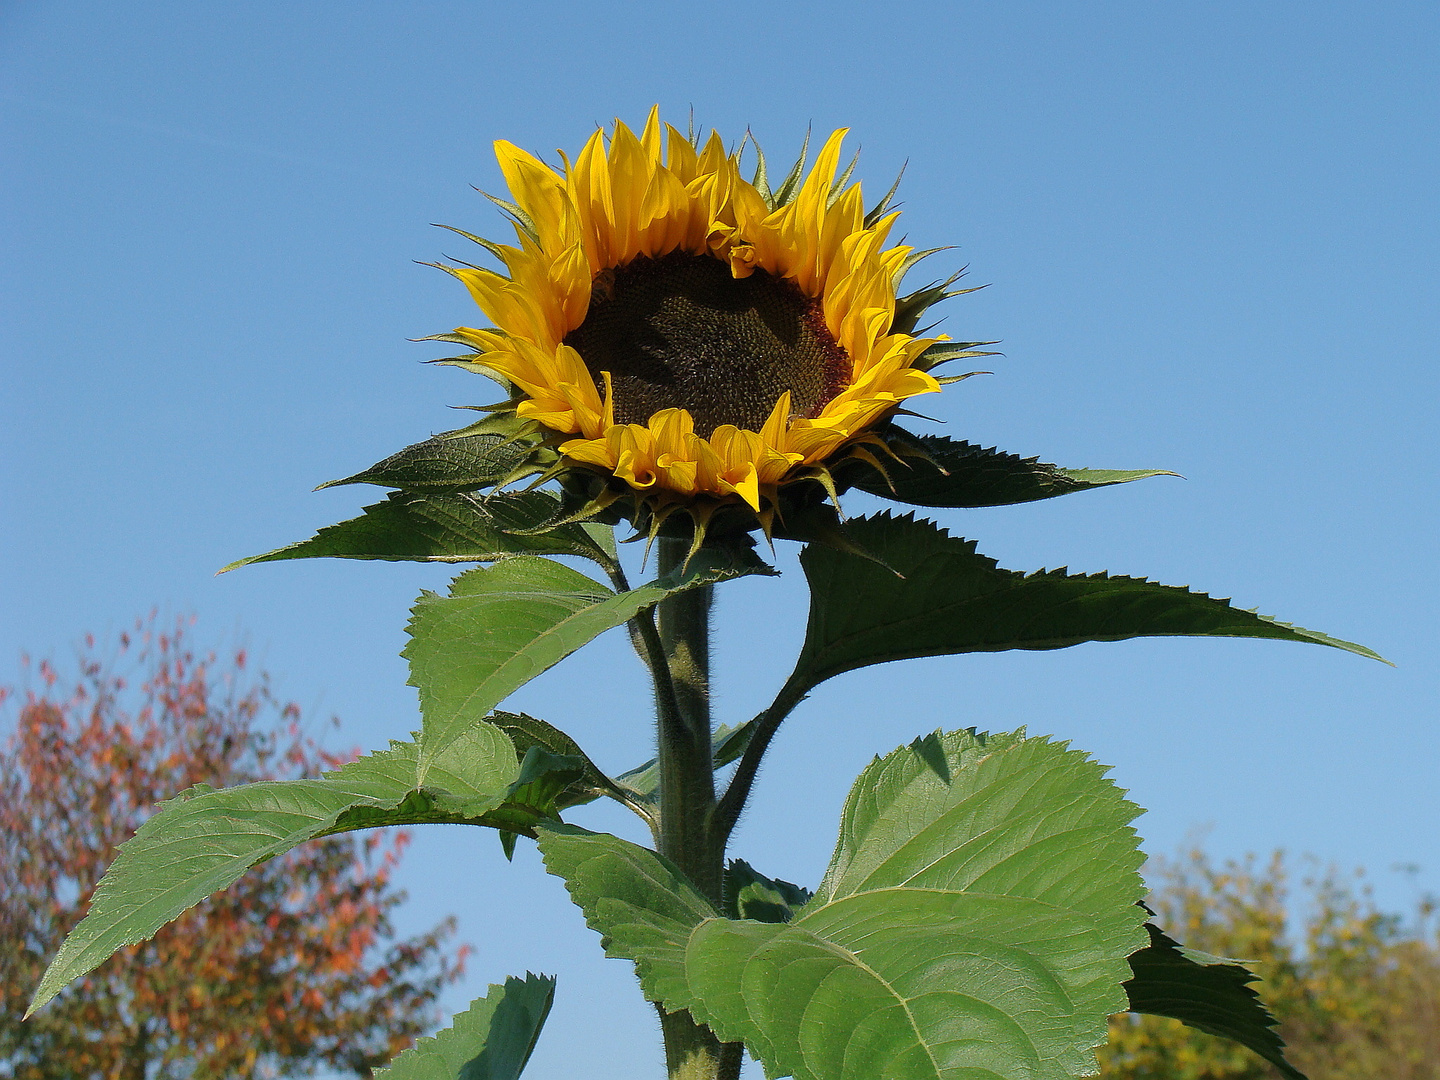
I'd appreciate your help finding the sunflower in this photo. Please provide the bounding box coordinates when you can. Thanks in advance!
[436,109,981,534]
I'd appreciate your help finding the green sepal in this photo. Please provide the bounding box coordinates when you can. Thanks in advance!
[375,972,556,1080]
[909,339,1002,373]
[1124,919,1306,1080]
[788,513,1384,698]
[479,191,540,243]
[862,163,906,229]
[826,146,861,209]
[891,270,984,335]
[220,490,617,573]
[838,428,1177,509]
[722,859,811,924]
[318,415,548,494]
[770,127,811,207]
[429,221,515,266]
[28,724,520,1018]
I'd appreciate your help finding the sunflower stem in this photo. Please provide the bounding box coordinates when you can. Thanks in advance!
[652,536,740,1080]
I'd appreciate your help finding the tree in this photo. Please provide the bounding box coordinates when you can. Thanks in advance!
[1099,847,1440,1079]
[1,617,469,1080]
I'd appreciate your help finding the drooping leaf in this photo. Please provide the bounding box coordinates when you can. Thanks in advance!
[488,711,628,810]
[407,548,774,783]
[842,431,1176,509]
[375,972,556,1080]
[502,747,587,820]
[220,490,616,572]
[28,725,518,1017]
[541,728,1151,1080]
[318,418,547,494]
[788,512,1383,696]
[722,859,811,924]
[1124,921,1305,1080]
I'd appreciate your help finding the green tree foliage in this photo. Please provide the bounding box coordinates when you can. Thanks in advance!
[1100,848,1440,1080]
[0,618,468,1080]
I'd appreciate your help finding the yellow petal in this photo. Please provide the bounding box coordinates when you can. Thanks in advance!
[494,140,568,247]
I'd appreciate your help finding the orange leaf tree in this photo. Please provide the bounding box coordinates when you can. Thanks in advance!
[0,617,468,1080]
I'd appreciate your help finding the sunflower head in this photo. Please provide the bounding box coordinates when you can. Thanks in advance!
[430,109,988,544]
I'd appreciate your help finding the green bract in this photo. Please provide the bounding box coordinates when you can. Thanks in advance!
[28,123,1384,1080]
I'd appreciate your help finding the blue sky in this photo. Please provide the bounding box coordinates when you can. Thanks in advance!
[3,3,1436,1076]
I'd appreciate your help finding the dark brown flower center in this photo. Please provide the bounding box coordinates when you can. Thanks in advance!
[563,251,849,438]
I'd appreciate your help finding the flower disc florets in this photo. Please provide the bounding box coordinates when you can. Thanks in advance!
[438,108,962,531]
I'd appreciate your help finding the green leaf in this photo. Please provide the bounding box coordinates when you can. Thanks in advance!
[541,728,1151,1080]
[221,491,616,573]
[710,721,753,768]
[615,722,751,804]
[788,513,1384,695]
[536,822,717,1011]
[722,859,811,924]
[27,725,518,1017]
[318,418,546,493]
[502,747,587,820]
[376,972,556,1080]
[1124,920,1305,1080]
[843,431,1176,509]
[488,711,628,810]
[612,757,660,801]
[407,547,773,784]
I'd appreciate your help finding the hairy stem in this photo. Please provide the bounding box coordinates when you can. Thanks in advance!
[654,537,719,899]
[651,536,741,1080]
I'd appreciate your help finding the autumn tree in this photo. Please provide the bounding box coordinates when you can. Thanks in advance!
[0,617,468,1080]
[1099,847,1440,1080]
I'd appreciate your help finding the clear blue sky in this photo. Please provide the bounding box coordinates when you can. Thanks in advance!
[3,3,1436,1076]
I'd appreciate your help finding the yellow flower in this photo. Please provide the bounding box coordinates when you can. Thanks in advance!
[443,109,951,520]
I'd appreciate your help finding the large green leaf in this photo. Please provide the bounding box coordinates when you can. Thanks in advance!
[788,513,1382,694]
[27,725,517,1017]
[375,973,556,1080]
[220,490,615,573]
[319,417,547,494]
[541,728,1151,1080]
[407,547,773,783]
[843,432,1175,509]
[1124,921,1304,1080]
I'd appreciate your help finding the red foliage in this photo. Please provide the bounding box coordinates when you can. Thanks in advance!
[0,617,468,1079]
